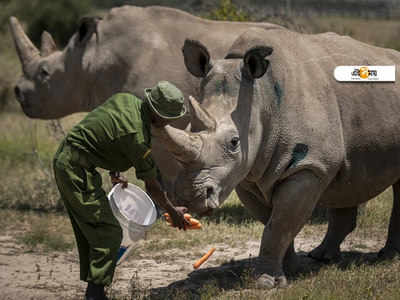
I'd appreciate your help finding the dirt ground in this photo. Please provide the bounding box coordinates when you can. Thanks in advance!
[0,225,386,300]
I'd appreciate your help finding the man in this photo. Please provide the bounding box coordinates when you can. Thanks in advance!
[53,81,189,300]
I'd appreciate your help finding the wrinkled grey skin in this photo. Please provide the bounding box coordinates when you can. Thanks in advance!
[159,28,400,288]
[9,6,281,186]
[10,6,282,119]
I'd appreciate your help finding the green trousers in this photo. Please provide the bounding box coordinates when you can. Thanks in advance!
[53,140,122,286]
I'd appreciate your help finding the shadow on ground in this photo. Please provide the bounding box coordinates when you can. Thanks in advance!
[200,201,330,226]
[143,250,385,299]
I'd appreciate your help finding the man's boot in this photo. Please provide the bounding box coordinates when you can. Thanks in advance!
[85,282,109,300]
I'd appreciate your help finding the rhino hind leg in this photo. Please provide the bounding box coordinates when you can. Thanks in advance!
[308,206,357,262]
[379,181,400,259]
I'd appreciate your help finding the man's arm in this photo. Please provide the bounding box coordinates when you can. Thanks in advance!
[117,134,189,229]
[145,178,189,230]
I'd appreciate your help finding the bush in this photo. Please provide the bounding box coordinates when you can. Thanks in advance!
[1,0,93,46]
[205,0,251,22]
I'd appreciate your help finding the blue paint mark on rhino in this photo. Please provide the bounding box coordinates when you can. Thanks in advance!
[274,82,283,106]
[286,143,308,170]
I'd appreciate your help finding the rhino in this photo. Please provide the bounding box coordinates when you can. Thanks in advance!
[153,28,400,288]
[9,5,282,120]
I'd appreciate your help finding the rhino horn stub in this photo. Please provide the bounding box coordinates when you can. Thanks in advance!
[153,125,202,163]
[188,96,216,132]
[40,31,57,57]
[9,16,40,72]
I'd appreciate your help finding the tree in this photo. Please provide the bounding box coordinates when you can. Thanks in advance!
[1,0,93,46]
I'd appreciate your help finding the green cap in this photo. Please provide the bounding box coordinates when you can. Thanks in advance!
[144,81,186,119]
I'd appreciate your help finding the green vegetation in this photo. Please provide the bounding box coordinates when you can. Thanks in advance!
[205,0,250,22]
[0,0,93,46]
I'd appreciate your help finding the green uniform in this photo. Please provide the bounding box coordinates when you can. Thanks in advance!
[53,93,157,285]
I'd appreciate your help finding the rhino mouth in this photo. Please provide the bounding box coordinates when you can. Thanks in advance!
[16,95,39,118]
[14,86,33,115]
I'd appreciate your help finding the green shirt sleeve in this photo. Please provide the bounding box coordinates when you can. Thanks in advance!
[118,133,157,181]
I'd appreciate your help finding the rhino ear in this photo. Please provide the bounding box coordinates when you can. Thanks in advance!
[243,46,273,79]
[77,17,101,45]
[182,39,212,78]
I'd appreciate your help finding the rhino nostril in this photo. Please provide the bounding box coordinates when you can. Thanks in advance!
[206,187,214,199]
[14,86,22,101]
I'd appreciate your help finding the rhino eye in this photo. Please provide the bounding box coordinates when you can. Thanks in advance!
[229,137,240,151]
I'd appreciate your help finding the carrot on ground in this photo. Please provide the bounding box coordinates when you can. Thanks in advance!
[193,247,216,269]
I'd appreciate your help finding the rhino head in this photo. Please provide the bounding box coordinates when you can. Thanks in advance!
[157,39,277,214]
[9,16,100,119]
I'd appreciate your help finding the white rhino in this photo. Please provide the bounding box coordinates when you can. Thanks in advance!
[9,5,282,119]
[154,28,400,288]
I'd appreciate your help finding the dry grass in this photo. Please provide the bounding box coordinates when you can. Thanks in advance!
[0,209,74,252]
[264,15,400,51]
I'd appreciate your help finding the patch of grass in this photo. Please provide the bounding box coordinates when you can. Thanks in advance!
[264,15,400,51]
[0,110,145,211]
[270,258,400,300]
[128,258,400,300]
[16,211,74,252]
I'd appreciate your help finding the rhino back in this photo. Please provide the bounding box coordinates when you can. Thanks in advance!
[89,6,283,102]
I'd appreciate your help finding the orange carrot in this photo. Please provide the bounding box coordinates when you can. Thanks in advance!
[188,218,200,225]
[188,223,202,230]
[193,247,216,269]
[164,213,202,229]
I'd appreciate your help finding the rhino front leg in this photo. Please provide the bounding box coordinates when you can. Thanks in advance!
[309,206,357,262]
[237,183,299,275]
[256,170,322,289]
[379,181,400,259]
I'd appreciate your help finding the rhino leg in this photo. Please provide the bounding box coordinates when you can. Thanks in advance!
[237,183,299,276]
[379,181,400,259]
[256,170,322,289]
[309,206,357,262]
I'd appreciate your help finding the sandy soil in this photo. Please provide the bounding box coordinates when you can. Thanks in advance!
[0,228,384,300]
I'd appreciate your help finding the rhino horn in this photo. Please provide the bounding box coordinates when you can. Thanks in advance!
[9,16,40,72]
[188,96,216,132]
[40,31,57,57]
[153,125,202,163]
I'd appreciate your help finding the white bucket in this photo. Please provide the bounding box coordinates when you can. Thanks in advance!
[108,183,157,243]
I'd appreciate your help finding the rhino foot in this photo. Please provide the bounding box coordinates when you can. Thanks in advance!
[255,274,287,289]
[308,245,341,263]
[378,246,400,260]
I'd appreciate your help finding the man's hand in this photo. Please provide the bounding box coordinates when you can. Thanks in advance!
[110,171,128,188]
[145,178,190,230]
[167,206,190,230]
